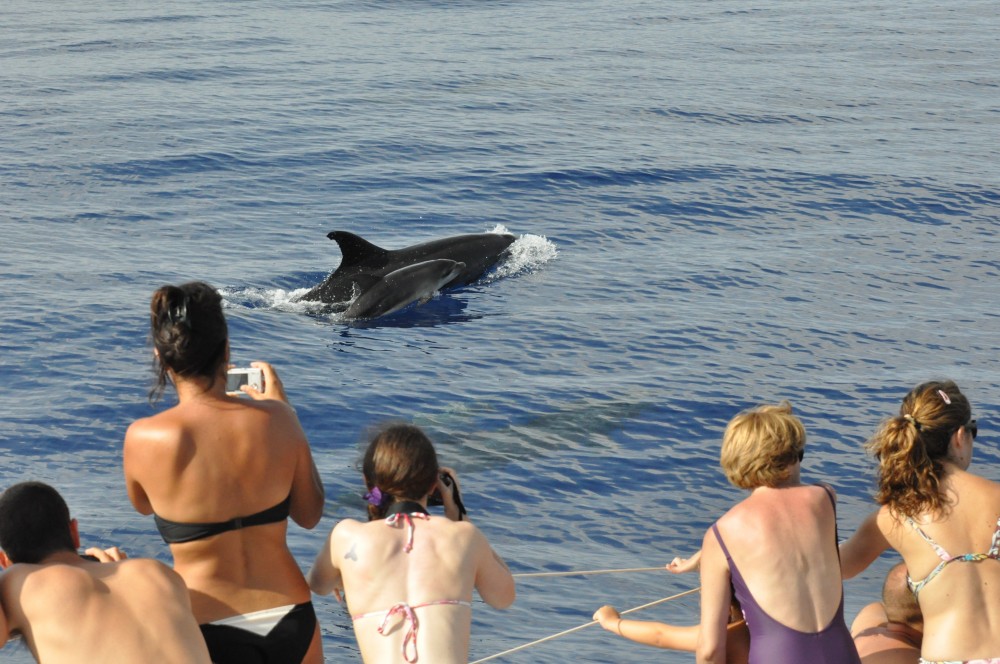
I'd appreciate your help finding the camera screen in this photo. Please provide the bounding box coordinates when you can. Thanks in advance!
[226,373,249,392]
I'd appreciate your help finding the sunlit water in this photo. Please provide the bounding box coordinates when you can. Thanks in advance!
[2,0,998,661]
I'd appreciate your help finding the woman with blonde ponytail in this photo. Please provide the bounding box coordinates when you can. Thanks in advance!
[841,380,1000,663]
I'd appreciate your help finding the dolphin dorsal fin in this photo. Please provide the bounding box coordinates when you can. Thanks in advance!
[327,231,390,270]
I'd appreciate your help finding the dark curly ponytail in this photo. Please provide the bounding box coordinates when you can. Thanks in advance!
[148,282,228,402]
[867,380,971,518]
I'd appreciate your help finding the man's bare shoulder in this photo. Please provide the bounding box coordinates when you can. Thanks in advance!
[7,558,179,595]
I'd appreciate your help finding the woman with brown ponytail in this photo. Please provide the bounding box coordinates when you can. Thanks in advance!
[307,423,515,664]
[123,281,326,664]
[841,380,1000,663]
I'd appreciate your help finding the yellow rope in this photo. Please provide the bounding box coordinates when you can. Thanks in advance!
[468,586,700,664]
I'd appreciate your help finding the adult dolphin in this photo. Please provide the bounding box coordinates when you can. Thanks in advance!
[342,259,465,320]
[299,230,516,304]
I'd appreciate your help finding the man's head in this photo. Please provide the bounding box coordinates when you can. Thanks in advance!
[0,481,78,565]
[882,562,922,630]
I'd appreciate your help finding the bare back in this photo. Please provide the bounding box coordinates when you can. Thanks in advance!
[319,514,513,664]
[123,393,323,621]
[877,470,1000,659]
[714,484,845,632]
[0,558,210,664]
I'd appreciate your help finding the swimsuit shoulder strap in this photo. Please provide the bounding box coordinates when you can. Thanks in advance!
[815,482,837,512]
[990,515,1000,556]
[814,483,843,558]
[711,523,735,560]
[905,516,952,562]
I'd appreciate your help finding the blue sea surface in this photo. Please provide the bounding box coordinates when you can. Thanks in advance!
[2,0,999,661]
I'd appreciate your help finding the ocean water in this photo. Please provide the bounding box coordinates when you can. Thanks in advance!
[2,0,998,661]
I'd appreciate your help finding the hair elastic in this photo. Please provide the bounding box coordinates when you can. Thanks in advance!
[903,413,922,431]
[167,293,190,326]
[363,487,384,506]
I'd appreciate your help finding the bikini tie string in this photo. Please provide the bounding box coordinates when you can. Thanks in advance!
[377,602,420,663]
[385,512,429,553]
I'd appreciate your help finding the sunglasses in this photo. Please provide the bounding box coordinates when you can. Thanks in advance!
[967,419,978,440]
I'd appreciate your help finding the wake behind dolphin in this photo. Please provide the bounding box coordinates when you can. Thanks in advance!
[298,229,517,320]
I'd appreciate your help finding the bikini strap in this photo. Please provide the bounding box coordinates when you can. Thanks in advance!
[368,599,473,663]
[905,516,953,562]
[376,603,420,663]
[990,515,1000,556]
[385,512,430,553]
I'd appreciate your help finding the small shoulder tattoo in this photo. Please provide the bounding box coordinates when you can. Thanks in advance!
[344,542,359,562]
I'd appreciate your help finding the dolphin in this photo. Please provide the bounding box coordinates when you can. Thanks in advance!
[342,259,465,320]
[299,230,516,304]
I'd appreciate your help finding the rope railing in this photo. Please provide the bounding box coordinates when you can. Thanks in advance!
[468,586,700,663]
[512,566,667,579]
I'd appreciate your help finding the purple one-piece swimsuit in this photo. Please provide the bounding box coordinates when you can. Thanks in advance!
[711,485,861,664]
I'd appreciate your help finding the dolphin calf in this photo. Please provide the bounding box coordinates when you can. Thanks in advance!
[342,259,465,320]
[299,230,516,304]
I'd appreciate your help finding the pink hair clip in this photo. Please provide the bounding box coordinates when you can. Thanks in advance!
[937,389,951,405]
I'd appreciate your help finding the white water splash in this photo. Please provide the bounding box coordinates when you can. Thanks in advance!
[483,224,558,283]
[219,286,330,314]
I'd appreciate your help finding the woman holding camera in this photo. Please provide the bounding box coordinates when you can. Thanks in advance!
[123,281,325,664]
[840,380,1000,662]
[697,402,860,664]
[308,423,515,664]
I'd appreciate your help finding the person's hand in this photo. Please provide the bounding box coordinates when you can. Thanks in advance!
[437,466,463,522]
[666,548,701,574]
[84,546,128,562]
[241,361,290,404]
[592,605,621,629]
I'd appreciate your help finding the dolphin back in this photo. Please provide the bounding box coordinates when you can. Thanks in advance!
[299,230,515,304]
[343,259,465,320]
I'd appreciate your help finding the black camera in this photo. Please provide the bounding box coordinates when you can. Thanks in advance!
[428,471,467,518]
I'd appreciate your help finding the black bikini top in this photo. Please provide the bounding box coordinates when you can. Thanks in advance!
[154,495,291,544]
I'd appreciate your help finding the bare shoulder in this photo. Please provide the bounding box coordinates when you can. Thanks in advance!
[438,518,486,545]
[6,562,95,601]
[117,557,176,578]
[124,411,180,450]
[330,517,366,542]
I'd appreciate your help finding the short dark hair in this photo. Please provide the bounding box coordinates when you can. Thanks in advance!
[0,482,76,563]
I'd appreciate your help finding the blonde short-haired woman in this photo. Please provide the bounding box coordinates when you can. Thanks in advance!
[697,402,860,664]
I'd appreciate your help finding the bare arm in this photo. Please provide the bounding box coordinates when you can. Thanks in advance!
[840,509,890,580]
[288,427,325,529]
[307,526,344,601]
[696,528,730,664]
[474,532,515,609]
[667,548,702,574]
[245,362,325,529]
[593,605,699,650]
[122,421,154,515]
